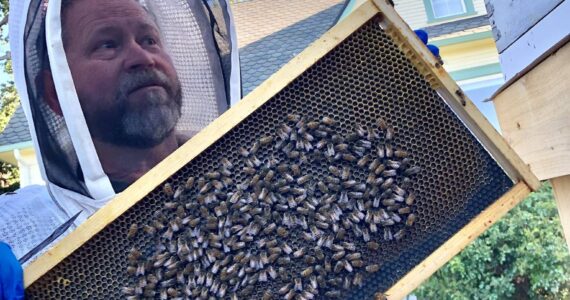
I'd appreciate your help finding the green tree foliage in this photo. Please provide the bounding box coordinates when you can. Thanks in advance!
[415,183,570,300]
[0,0,21,194]
[0,0,17,130]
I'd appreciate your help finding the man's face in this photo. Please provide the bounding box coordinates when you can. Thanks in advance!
[63,0,182,148]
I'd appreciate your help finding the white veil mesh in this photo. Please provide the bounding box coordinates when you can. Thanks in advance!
[9,0,241,214]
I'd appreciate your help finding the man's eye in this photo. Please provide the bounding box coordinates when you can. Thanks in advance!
[143,37,159,46]
[97,41,117,50]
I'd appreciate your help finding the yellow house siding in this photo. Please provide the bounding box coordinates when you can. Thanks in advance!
[440,38,499,73]
[394,0,428,30]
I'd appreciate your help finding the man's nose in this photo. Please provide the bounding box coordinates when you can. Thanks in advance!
[124,41,156,71]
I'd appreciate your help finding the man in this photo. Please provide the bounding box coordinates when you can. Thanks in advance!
[56,0,185,190]
[0,0,240,298]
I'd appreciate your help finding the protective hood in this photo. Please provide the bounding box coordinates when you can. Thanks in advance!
[9,0,241,223]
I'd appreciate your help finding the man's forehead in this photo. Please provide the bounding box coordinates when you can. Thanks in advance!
[63,0,158,41]
[64,0,152,29]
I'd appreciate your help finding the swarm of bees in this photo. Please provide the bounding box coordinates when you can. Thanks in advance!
[123,114,419,299]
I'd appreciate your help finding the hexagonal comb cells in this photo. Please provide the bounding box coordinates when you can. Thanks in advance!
[27,16,512,299]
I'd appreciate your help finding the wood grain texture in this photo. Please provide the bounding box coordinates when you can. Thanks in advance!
[551,175,570,252]
[23,2,378,287]
[372,0,540,190]
[383,182,531,300]
[494,42,570,181]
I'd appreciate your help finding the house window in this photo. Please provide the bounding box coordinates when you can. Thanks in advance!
[424,0,475,22]
[431,0,466,18]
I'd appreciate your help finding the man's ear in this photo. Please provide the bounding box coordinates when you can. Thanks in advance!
[41,70,63,116]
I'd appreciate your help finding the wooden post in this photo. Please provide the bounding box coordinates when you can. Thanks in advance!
[551,176,570,251]
[493,40,570,250]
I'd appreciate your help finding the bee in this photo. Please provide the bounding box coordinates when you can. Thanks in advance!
[332,260,345,273]
[289,129,300,142]
[259,136,273,146]
[301,266,314,278]
[357,156,370,168]
[314,139,327,151]
[348,192,364,199]
[278,283,292,295]
[199,182,212,194]
[343,154,357,162]
[162,227,174,240]
[325,290,341,298]
[296,175,312,185]
[238,147,250,157]
[383,228,393,241]
[293,247,306,258]
[121,287,135,296]
[353,273,364,287]
[261,290,273,300]
[405,166,421,176]
[127,223,138,239]
[334,143,349,152]
[287,114,301,122]
[352,259,365,268]
[385,143,394,158]
[346,253,362,261]
[398,207,411,214]
[381,178,394,190]
[332,250,345,261]
[277,227,288,237]
[367,127,380,141]
[355,124,367,137]
[369,159,381,171]
[376,292,388,300]
[385,126,394,141]
[341,166,351,180]
[366,264,380,273]
[290,164,301,176]
[184,176,195,190]
[314,129,329,139]
[163,183,174,197]
[322,116,336,126]
[406,213,417,226]
[394,149,408,158]
[313,181,328,194]
[151,219,165,231]
[405,192,416,205]
[376,117,388,130]
[206,171,221,180]
[342,180,357,189]
[394,229,406,240]
[261,222,276,235]
[291,277,302,292]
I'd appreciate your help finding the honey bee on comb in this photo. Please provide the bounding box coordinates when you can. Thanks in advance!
[120,114,421,299]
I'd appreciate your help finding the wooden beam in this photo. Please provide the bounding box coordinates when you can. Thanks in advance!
[493,41,570,181]
[371,0,540,191]
[23,2,380,287]
[551,175,570,252]
[383,182,531,300]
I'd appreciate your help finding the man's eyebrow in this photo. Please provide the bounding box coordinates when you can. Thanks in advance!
[87,25,119,38]
[136,22,161,35]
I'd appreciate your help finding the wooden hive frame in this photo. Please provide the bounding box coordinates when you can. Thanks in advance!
[24,0,540,298]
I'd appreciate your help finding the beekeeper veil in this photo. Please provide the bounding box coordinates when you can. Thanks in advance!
[9,0,241,221]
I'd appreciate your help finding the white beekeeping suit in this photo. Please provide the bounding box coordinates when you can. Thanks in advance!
[1,0,241,263]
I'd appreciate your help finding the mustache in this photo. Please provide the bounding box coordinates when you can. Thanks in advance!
[117,69,173,97]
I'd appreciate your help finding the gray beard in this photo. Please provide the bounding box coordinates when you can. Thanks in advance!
[120,91,182,148]
[101,69,182,148]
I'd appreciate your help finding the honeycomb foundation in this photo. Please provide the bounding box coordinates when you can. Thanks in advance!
[26,16,513,299]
